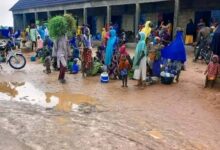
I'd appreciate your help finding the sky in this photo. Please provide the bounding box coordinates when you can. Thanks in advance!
[0,0,19,26]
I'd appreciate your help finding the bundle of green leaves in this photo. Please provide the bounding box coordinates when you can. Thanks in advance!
[64,14,76,36]
[48,16,67,39]
[48,14,76,39]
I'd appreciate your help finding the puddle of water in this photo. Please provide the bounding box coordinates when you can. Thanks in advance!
[46,92,97,112]
[148,129,163,139]
[0,82,97,112]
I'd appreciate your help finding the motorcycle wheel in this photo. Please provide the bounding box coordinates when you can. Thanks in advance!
[9,54,26,69]
[205,51,212,64]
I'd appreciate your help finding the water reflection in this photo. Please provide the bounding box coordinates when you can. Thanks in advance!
[0,82,96,112]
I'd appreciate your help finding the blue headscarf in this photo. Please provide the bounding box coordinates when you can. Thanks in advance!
[133,32,146,69]
[38,26,45,41]
[105,29,117,66]
[161,31,186,62]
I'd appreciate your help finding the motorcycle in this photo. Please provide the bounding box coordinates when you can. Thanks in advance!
[0,39,26,69]
[194,38,213,64]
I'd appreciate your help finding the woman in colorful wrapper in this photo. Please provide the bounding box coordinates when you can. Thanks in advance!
[204,55,220,88]
[104,28,119,79]
[82,26,93,77]
[133,32,147,87]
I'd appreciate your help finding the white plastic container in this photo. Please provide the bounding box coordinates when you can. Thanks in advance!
[100,72,109,83]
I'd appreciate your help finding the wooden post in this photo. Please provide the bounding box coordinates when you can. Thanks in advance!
[173,0,180,38]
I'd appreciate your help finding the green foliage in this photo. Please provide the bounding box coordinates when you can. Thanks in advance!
[48,14,76,39]
[64,14,77,37]
[48,16,68,39]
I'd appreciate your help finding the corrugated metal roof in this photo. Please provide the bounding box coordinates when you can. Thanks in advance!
[10,0,89,11]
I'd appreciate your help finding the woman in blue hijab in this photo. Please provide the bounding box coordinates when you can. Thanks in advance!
[105,29,119,78]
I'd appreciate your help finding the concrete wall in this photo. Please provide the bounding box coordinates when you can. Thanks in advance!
[78,16,83,26]
[14,14,24,30]
[97,16,104,33]
[144,12,158,25]
[122,15,134,31]
[178,9,195,33]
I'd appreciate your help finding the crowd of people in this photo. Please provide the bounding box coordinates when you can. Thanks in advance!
[10,16,220,88]
[184,18,220,87]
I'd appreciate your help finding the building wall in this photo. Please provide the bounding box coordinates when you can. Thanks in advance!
[178,9,195,33]
[14,14,24,30]
[143,12,158,25]
[78,16,83,26]
[122,15,134,32]
[97,16,104,33]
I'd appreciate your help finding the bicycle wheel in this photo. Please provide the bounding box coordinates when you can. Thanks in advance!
[9,54,26,69]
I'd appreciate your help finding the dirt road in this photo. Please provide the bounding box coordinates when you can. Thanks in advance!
[0,48,219,150]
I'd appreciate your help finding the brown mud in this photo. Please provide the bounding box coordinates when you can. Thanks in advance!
[0,47,219,150]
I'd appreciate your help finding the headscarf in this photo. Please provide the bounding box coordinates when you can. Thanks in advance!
[38,26,45,41]
[212,55,219,62]
[119,44,128,56]
[161,31,186,62]
[141,21,152,38]
[77,26,81,36]
[133,32,146,69]
[83,27,92,49]
[105,29,117,66]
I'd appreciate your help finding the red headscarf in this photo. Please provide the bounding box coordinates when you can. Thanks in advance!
[119,44,128,56]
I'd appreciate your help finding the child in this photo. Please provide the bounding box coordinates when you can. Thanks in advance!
[204,55,220,88]
[71,58,79,74]
[119,41,132,67]
[36,36,43,57]
[119,55,131,87]
[43,51,51,74]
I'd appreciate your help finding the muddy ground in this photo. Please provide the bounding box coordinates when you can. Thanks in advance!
[0,47,219,150]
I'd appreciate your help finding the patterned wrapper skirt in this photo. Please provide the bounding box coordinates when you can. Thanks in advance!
[82,48,93,69]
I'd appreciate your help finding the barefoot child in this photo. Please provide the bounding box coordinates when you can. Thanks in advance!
[204,55,220,88]
[119,55,131,87]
